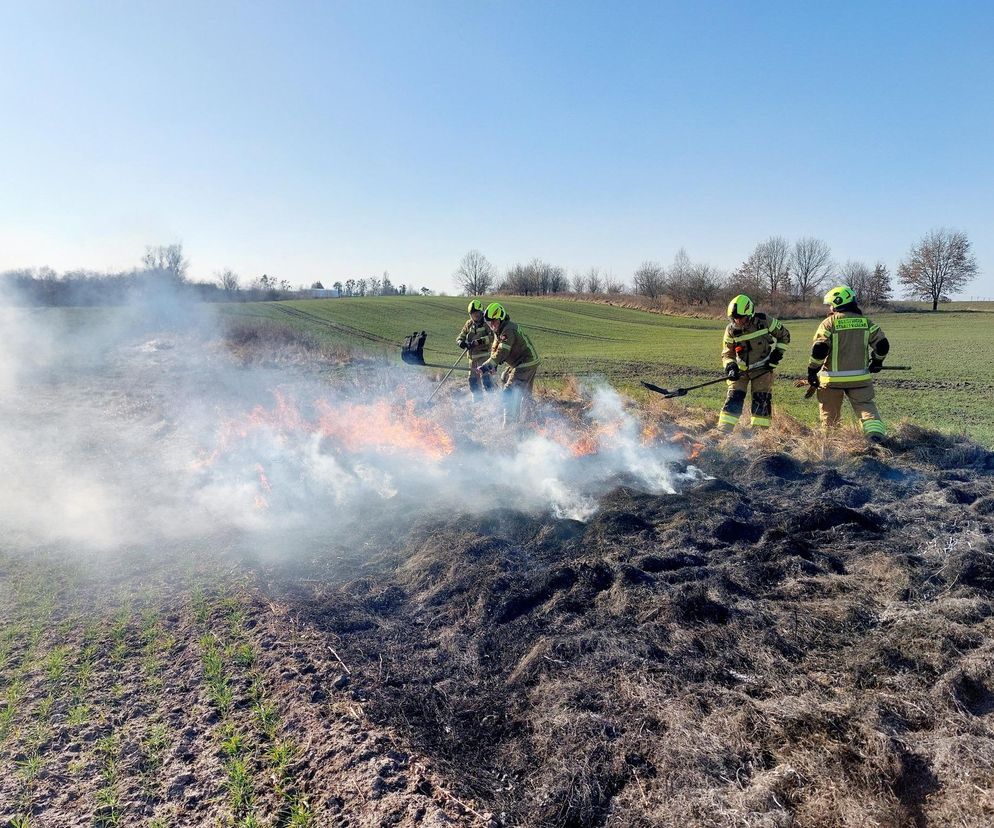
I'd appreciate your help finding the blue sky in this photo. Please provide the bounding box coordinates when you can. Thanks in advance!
[1,0,992,296]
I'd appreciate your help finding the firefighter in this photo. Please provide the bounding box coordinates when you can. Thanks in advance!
[718,294,790,432]
[477,302,541,425]
[457,299,495,396]
[808,285,888,441]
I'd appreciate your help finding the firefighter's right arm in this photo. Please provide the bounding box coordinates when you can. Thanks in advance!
[809,318,834,371]
[721,325,736,369]
[456,320,473,349]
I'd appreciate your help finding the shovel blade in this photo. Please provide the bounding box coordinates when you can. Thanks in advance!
[401,331,428,366]
[641,380,685,398]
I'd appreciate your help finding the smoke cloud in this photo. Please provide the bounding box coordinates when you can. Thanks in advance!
[0,284,701,560]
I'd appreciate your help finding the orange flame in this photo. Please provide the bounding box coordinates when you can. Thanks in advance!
[670,431,704,461]
[534,419,626,457]
[194,392,455,474]
[316,399,454,459]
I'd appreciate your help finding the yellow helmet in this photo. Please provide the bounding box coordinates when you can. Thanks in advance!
[484,302,507,322]
[727,294,754,318]
[824,285,857,308]
[467,299,484,314]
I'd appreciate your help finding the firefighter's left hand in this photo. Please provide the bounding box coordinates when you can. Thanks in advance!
[807,367,820,386]
[869,359,883,373]
[478,363,495,375]
[767,349,783,366]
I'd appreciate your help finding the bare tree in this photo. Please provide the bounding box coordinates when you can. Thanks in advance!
[686,263,723,305]
[632,261,666,298]
[865,262,893,307]
[333,281,343,297]
[755,236,791,296]
[840,260,873,303]
[367,276,382,296]
[790,238,833,301]
[499,259,566,295]
[728,250,768,302]
[898,228,979,311]
[216,268,239,292]
[454,250,494,296]
[664,249,695,303]
[570,271,586,293]
[586,267,603,294]
[344,278,356,296]
[603,274,625,294]
[142,243,189,281]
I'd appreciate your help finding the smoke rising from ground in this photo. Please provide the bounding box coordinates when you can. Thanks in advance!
[0,286,699,558]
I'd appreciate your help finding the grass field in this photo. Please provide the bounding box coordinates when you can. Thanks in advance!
[219,296,994,446]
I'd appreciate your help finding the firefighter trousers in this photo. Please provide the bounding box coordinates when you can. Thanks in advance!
[468,355,494,395]
[816,384,885,437]
[501,364,538,426]
[719,370,774,431]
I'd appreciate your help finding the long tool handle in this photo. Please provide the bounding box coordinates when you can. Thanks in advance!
[423,349,469,406]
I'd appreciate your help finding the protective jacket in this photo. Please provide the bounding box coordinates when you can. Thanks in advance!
[721,313,790,372]
[481,320,540,371]
[808,311,886,388]
[457,318,493,362]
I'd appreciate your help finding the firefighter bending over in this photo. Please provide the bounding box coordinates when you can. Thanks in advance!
[457,299,495,396]
[718,294,790,432]
[808,285,888,441]
[477,302,541,425]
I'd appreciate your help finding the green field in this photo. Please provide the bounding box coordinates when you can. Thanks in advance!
[222,296,994,445]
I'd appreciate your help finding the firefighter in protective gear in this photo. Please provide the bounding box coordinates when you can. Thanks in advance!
[808,285,889,441]
[477,302,541,425]
[457,299,495,396]
[718,294,790,432]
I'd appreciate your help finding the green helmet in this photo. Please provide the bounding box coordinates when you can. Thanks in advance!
[727,294,755,318]
[467,299,484,314]
[824,285,857,308]
[484,301,507,322]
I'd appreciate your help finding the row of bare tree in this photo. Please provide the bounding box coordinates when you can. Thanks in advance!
[455,229,980,311]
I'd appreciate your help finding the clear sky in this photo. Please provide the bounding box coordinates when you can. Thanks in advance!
[1,0,992,296]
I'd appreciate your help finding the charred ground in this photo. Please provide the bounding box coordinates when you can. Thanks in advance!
[266,425,994,827]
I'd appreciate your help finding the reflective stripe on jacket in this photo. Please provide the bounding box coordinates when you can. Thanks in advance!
[809,312,886,387]
[721,313,790,371]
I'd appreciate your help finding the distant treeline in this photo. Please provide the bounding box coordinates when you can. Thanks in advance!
[0,267,304,307]
[454,228,981,313]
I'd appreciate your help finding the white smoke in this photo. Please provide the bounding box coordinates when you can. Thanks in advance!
[0,291,703,555]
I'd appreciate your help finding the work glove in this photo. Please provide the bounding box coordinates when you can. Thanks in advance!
[456,339,467,350]
[807,367,820,387]
[725,363,740,381]
[869,358,884,374]
[767,349,783,366]
[478,363,496,375]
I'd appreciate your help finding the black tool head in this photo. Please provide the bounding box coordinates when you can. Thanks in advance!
[401,331,428,366]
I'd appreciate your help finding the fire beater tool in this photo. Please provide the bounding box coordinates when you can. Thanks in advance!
[401,332,475,409]
[642,366,772,399]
